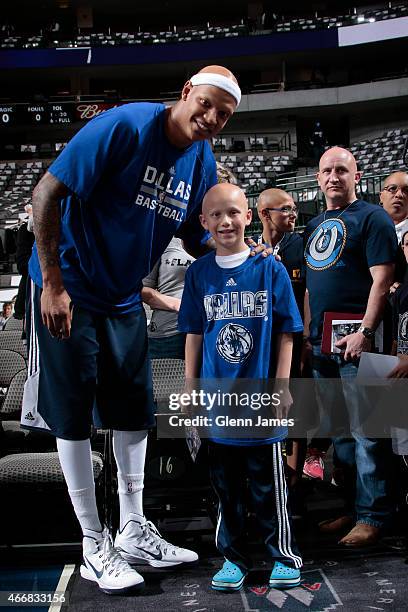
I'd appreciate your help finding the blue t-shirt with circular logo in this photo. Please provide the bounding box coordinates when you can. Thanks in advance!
[178,253,303,445]
[304,200,397,344]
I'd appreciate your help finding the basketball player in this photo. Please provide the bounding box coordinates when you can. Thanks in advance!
[23,66,241,594]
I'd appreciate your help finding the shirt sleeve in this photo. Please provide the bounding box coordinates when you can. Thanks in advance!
[365,208,398,268]
[48,107,137,201]
[272,261,304,333]
[176,142,217,247]
[178,265,204,334]
[142,259,160,289]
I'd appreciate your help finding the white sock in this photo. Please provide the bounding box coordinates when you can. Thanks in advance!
[56,438,102,536]
[112,430,147,530]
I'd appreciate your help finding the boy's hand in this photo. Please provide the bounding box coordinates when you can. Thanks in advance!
[245,237,279,260]
[180,382,193,416]
[269,382,293,420]
[275,385,293,420]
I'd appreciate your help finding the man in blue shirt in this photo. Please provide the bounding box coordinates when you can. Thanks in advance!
[304,146,397,547]
[21,66,241,595]
[179,183,303,592]
[255,188,308,507]
[255,188,305,368]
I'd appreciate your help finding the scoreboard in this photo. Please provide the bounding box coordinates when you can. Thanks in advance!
[0,103,74,126]
[0,102,122,126]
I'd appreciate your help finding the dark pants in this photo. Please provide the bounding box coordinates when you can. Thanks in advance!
[312,345,393,528]
[22,280,156,440]
[148,332,185,359]
[208,441,302,572]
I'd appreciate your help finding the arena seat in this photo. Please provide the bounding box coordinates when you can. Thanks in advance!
[0,361,58,458]
[217,150,294,188]
[144,358,216,527]
[3,317,23,331]
[0,368,26,421]
[0,348,102,544]
[151,358,185,408]
[0,451,103,485]
[0,392,30,458]
[2,5,404,51]
[352,127,408,174]
[0,451,103,544]
[0,330,27,359]
[0,160,46,227]
[0,349,26,387]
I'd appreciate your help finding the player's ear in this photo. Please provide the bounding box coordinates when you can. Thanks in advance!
[181,80,193,101]
[199,213,208,229]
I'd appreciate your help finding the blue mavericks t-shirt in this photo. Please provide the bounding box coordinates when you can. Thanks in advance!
[178,252,303,445]
[304,199,397,344]
[29,102,217,314]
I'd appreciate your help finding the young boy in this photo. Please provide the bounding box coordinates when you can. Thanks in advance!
[178,183,303,592]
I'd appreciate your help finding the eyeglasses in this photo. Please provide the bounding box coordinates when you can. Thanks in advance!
[382,184,408,196]
[263,206,299,216]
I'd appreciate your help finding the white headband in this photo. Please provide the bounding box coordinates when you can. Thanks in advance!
[190,73,241,106]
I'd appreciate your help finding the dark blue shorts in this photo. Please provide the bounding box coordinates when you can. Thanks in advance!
[21,280,156,440]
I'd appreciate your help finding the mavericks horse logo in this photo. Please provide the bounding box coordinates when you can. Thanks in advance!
[216,323,253,364]
[305,219,346,270]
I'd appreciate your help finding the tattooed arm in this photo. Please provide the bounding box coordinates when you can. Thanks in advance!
[32,171,72,339]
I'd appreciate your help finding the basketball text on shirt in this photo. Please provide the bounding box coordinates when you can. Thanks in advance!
[204,290,268,321]
[135,164,192,222]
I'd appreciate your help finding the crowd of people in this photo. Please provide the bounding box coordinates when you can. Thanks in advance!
[1,64,406,597]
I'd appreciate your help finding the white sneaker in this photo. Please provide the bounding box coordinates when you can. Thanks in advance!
[80,527,145,594]
[115,514,199,568]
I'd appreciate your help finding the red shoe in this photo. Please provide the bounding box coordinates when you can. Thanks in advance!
[303,448,325,480]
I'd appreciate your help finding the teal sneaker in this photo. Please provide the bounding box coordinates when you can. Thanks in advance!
[211,560,247,592]
[269,562,301,589]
